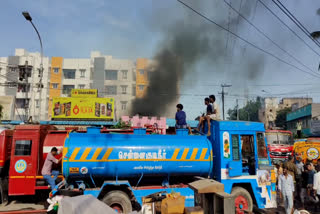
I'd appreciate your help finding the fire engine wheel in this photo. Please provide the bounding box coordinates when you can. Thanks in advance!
[102,190,132,213]
[231,187,253,214]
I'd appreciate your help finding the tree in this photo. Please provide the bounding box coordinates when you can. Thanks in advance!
[275,107,291,129]
[227,97,262,121]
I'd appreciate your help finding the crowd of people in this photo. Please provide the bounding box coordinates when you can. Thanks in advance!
[275,156,320,214]
[175,94,221,136]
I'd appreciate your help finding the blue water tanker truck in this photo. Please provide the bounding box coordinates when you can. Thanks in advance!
[54,120,277,213]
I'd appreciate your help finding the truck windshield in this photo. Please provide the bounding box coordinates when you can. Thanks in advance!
[266,133,292,145]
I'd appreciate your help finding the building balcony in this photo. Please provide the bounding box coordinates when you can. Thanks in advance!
[16,92,32,99]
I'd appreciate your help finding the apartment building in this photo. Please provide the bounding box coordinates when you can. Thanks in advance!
[91,51,136,119]
[47,57,91,118]
[1,49,177,121]
[259,97,313,128]
[0,49,50,121]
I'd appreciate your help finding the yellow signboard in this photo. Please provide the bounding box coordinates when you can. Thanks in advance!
[71,89,97,98]
[52,97,114,120]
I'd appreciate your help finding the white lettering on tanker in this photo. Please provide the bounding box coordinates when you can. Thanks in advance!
[133,165,163,170]
[118,149,166,160]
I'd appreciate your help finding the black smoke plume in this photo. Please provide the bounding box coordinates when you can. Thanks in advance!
[131,1,265,116]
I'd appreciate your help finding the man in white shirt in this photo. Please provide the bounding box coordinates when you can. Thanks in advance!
[279,166,294,214]
[209,95,221,121]
[313,165,320,211]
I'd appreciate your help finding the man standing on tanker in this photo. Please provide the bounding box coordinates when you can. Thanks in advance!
[41,147,62,190]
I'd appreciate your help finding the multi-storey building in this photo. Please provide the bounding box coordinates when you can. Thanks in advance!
[259,97,313,128]
[91,51,136,119]
[0,49,178,121]
[47,57,91,118]
[0,49,50,121]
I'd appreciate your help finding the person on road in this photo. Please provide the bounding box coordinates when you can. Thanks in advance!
[41,147,62,190]
[300,165,308,209]
[313,165,320,211]
[296,157,304,200]
[279,166,295,214]
[285,156,298,182]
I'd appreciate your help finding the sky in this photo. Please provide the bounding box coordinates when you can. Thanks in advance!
[1,0,320,119]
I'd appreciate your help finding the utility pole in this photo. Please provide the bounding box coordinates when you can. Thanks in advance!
[236,99,239,120]
[219,84,232,120]
[24,61,29,122]
[22,11,43,122]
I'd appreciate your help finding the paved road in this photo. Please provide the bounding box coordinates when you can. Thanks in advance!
[0,201,44,212]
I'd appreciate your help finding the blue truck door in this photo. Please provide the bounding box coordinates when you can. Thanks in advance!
[228,134,242,177]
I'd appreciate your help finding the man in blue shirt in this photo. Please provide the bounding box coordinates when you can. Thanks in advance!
[175,104,187,129]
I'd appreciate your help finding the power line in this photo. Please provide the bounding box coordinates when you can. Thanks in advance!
[176,0,320,79]
[257,0,320,57]
[223,0,319,76]
[272,0,320,48]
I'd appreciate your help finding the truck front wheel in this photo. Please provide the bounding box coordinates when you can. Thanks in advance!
[231,187,253,214]
[102,190,132,213]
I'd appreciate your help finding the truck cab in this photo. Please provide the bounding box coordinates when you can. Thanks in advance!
[207,121,276,211]
[0,125,66,202]
[265,130,293,163]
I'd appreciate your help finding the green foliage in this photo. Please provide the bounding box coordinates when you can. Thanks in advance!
[227,97,262,121]
[111,119,131,129]
[275,107,291,129]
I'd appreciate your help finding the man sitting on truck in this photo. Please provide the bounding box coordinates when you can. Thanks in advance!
[41,147,62,190]
[175,104,192,134]
[209,95,220,121]
[197,97,213,136]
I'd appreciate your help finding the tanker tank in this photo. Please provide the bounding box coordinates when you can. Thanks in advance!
[62,128,213,180]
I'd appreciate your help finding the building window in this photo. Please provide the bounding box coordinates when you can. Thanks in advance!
[121,70,128,80]
[16,99,28,108]
[52,83,58,89]
[53,68,59,73]
[17,83,30,92]
[63,69,76,79]
[105,86,117,95]
[62,85,75,95]
[35,99,39,108]
[105,70,118,80]
[139,85,145,91]
[121,101,127,110]
[80,69,86,78]
[139,69,144,75]
[78,84,85,89]
[121,85,128,94]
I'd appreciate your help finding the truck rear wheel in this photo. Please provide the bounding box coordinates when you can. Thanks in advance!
[102,190,132,213]
[231,187,253,214]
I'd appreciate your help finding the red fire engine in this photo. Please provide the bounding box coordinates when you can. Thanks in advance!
[266,129,294,163]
